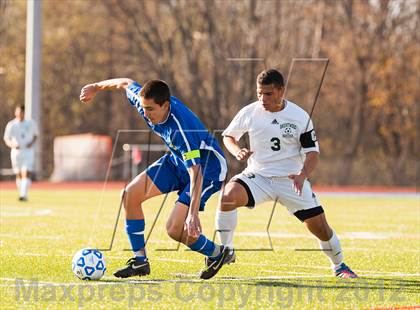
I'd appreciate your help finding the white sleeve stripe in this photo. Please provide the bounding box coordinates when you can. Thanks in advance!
[302,147,319,153]
[200,141,227,181]
[126,86,141,104]
[171,114,196,165]
[198,238,208,251]
[201,182,213,198]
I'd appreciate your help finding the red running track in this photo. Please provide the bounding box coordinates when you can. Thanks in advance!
[0,181,417,193]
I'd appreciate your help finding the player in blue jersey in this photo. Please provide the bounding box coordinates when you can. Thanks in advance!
[80,78,229,279]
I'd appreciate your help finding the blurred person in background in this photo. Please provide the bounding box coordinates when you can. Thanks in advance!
[3,105,38,201]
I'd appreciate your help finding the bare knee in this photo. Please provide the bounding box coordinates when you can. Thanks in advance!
[220,189,243,211]
[122,184,146,209]
[166,221,184,242]
[121,189,144,220]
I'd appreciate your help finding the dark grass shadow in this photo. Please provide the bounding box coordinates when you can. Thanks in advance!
[99,277,206,285]
[248,278,420,294]
[97,276,420,294]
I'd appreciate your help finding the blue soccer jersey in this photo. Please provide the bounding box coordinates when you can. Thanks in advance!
[126,82,227,182]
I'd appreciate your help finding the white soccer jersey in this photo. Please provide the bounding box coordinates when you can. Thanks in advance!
[222,100,319,177]
[3,119,39,150]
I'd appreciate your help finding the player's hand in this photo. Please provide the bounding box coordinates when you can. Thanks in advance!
[185,212,202,239]
[288,172,306,196]
[235,148,254,161]
[80,84,99,103]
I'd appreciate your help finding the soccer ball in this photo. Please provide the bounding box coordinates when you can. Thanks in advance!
[71,248,106,280]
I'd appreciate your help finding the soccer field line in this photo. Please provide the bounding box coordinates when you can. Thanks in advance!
[1,271,420,288]
[236,231,420,240]
[273,263,420,276]
[0,275,332,287]
[1,233,418,244]
[229,261,420,277]
[283,246,420,253]
[171,272,420,279]
[0,208,52,217]
[172,273,333,280]
[2,242,419,258]
[0,277,179,287]
[0,233,63,240]
[156,257,192,263]
[1,245,419,259]
[1,253,418,278]
[317,192,419,198]
[0,275,338,287]
[342,247,420,253]
[260,270,320,275]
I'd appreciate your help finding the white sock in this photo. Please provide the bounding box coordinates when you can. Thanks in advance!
[216,209,237,248]
[20,178,28,198]
[27,179,32,196]
[16,178,21,192]
[318,230,343,269]
[211,244,221,257]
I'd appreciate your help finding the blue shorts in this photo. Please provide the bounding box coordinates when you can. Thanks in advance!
[146,154,223,211]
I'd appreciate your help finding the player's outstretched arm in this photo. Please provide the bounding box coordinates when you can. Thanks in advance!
[223,135,253,161]
[80,78,134,103]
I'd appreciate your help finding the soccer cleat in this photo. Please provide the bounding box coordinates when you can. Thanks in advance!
[199,246,229,280]
[335,263,358,278]
[113,257,150,278]
[18,197,27,202]
[205,247,236,267]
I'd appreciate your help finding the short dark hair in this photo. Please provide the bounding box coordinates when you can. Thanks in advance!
[16,105,25,111]
[139,80,170,106]
[257,69,285,88]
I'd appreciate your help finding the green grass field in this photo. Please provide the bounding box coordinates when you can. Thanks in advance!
[0,187,419,309]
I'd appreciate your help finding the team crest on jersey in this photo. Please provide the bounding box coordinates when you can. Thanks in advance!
[280,123,297,138]
[244,173,255,179]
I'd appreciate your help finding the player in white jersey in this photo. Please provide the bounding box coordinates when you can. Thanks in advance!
[3,105,38,201]
[212,69,357,278]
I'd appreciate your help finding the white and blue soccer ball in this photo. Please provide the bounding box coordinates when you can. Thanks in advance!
[72,248,106,280]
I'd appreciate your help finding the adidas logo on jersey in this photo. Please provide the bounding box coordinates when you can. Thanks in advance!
[271,119,279,125]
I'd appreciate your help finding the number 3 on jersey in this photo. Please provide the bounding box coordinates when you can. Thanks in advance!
[270,137,281,151]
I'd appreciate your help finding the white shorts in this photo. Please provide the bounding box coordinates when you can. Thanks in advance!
[11,148,35,174]
[232,172,321,215]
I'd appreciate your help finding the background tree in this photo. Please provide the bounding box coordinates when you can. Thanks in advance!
[0,0,417,186]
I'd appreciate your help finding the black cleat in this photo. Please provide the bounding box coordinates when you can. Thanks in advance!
[205,247,236,267]
[113,258,150,278]
[18,197,28,202]
[199,246,229,280]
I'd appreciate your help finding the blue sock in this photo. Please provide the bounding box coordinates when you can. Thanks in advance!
[125,219,147,262]
[188,234,219,257]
